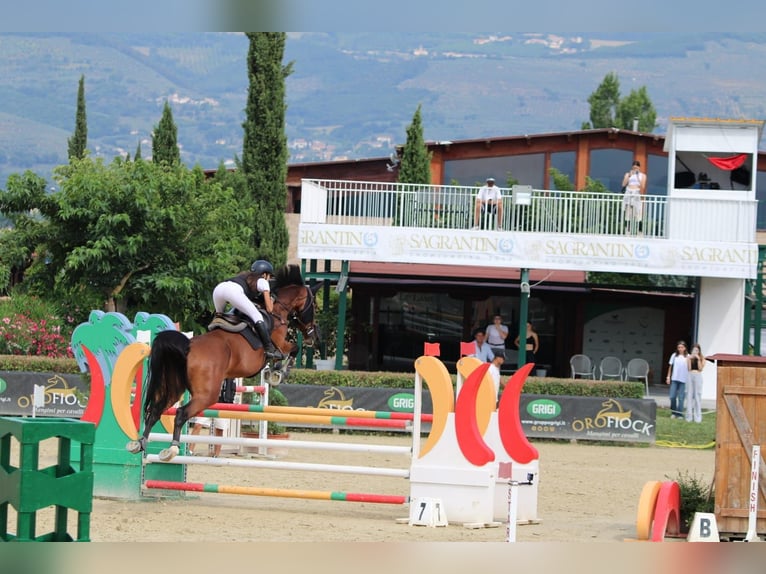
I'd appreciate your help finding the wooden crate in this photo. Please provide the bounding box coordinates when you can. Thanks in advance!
[709,354,766,538]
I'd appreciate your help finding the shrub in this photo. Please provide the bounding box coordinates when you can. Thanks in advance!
[669,469,715,532]
[0,294,76,358]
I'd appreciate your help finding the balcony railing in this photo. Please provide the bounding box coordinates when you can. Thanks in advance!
[300,179,757,243]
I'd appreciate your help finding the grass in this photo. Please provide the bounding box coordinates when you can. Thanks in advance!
[654,406,717,449]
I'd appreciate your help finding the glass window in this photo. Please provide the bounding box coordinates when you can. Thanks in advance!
[646,153,669,196]
[550,151,575,189]
[757,170,766,230]
[588,149,633,193]
[444,153,545,189]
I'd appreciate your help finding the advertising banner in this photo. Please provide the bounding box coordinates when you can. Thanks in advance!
[279,385,656,443]
[0,371,89,418]
[520,394,656,443]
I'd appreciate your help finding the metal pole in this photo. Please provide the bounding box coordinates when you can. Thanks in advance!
[517,268,530,366]
[335,260,349,370]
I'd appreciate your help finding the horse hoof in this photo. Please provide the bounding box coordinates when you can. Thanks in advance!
[158,445,180,462]
[126,440,143,454]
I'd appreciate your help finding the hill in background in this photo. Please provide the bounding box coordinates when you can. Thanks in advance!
[2,32,766,187]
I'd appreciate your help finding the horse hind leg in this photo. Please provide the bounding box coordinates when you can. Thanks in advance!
[157,404,190,462]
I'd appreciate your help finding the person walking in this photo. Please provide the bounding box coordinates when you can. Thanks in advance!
[665,340,689,419]
[685,343,705,423]
[487,349,506,401]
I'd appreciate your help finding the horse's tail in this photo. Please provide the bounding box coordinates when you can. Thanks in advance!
[143,330,191,424]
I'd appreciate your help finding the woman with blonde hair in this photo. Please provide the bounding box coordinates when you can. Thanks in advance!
[685,343,705,423]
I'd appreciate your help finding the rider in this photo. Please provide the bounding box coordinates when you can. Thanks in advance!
[212,259,284,360]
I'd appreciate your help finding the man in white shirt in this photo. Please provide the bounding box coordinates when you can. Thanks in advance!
[473,177,503,230]
[470,330,494,363]
[488,350,506,399]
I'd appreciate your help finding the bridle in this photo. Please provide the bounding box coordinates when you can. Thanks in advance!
[272,285,318,342]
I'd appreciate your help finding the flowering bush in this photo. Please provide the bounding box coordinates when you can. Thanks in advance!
[0,295,75,358]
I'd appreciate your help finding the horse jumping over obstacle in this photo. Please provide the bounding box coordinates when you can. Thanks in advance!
[127,264,321,461]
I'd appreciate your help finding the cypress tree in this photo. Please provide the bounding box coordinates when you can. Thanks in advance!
[398,104,432,185]
[152,101,181,166]
[242,33,292,267]
[67,75,88,161]
[134,141,142,161]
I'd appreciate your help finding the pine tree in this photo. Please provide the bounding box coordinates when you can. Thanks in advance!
[67,75,88,161]
[134,141,142,161]
[242,33,292,267]
[398,104,432,185]
[152,101,181,166]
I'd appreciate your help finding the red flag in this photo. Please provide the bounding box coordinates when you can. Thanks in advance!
[460,341,475,356]
[707,153,747,171]
[423,342,440,356]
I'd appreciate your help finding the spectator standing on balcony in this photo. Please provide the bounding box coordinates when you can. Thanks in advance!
[473,177,504,230]
[485,314,509,356]
[470,329,494,362]
[621,160,646,235]
[665,340,689,419]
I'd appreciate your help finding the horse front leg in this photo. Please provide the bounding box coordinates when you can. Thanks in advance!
[157,404,189,462]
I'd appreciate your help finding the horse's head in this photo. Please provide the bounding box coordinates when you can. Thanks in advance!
[272,282,321,348]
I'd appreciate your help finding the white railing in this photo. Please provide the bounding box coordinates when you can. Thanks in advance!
[301,179,757,243]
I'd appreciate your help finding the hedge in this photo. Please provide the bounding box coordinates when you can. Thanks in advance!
[1,356,645,399]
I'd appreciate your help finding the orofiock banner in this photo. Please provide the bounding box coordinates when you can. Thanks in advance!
[278,384,656,443]
[520,394,656,443]
[0,371,89,417]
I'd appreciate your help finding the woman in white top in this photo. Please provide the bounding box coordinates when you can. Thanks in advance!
[685,343,705,423]
[665,340,689,419]
[485,314,509,355]
[621,160,646,235]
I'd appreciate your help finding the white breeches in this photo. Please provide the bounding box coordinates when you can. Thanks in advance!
[213,281,264,324]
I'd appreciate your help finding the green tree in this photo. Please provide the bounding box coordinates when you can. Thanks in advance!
[583,72,657,132]
[0,158,252,330]
[397,104,431,185]
[152,101,181,166]
[134,141,142,161]
[617,86,657,133]
[242,33,292,267]
[67,75,88,161]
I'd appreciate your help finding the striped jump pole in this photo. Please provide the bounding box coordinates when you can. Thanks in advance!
[167,407,410,430]
[235,385,266,394]
[145,480,408,505]
[167,403,433,423]
[144,454,410,478]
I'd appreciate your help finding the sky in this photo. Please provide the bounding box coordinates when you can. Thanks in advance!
[3,0,766,33]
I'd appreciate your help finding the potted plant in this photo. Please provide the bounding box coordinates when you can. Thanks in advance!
[240,386,290,455]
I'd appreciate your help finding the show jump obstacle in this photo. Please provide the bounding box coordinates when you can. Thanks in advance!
[73,312,539,526]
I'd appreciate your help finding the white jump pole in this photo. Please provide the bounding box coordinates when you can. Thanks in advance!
[506,481,519,542]
[145,453,410,478]
[148,432,411,455]
[745,444,761,542]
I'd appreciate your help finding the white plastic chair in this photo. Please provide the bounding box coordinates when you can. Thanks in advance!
[624,357,650,396]
[570,354,595,379]
[599,356,623,381]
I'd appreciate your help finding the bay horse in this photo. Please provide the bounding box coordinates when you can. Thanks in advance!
[127,264,321,461]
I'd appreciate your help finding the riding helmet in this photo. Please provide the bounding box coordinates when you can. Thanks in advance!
[250,259,274,276]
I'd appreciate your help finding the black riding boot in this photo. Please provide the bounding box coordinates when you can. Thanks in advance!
[254,321,283,360]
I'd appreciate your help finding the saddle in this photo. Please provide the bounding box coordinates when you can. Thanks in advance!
[207,310,274,352]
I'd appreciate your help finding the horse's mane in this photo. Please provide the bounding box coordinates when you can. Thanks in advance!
[273,264,305,290]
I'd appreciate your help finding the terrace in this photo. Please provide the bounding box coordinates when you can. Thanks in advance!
[298,179,758,280]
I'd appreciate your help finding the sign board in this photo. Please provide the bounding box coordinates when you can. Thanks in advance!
[0,372,89,418]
